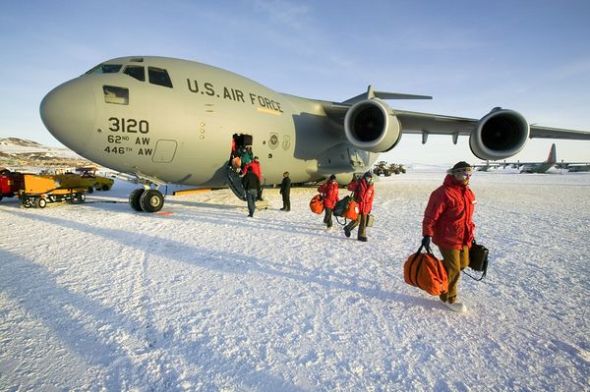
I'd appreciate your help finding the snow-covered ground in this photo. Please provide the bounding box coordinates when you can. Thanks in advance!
[1,170,589,391]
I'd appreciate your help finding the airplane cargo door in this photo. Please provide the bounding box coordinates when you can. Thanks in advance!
[152,139,177,163]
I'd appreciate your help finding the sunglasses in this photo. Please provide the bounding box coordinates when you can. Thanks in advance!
[452,168,473,174]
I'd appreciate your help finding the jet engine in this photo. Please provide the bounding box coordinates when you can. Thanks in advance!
[344,99,401,153]
[469,108,530,160]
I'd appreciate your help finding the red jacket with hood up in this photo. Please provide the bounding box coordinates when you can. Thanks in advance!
[318,180,339,209]
[422,174,476,250]
[348,177,375,215]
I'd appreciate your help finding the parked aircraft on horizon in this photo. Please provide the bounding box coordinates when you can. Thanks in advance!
[40,56,590,212]
[475,143,589,173]
[555,161,590,172]
[520,143,558,173]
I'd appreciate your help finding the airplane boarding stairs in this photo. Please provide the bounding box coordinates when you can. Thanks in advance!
[225,164,270,210]
[225,164,246,201]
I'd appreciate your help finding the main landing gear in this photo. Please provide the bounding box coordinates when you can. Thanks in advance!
[129,188,164,212]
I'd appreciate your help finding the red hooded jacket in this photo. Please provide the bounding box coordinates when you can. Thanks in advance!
[348,177,375,215]
[318,180,339,209]
[422,175,476,250]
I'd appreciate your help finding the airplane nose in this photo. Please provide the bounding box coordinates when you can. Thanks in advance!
[40,79,96,151]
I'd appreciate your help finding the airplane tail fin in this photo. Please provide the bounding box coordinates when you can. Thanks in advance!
[547,143,557,164]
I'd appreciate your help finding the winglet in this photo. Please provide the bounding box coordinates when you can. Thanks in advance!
[343,85,432,104]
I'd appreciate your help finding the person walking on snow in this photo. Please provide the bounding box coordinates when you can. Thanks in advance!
[318,174,339,228]
[343,171,375,242]
[279,171,291,211]
[422,161,476,313]
[243,156,263,200]
[241,166,260,217]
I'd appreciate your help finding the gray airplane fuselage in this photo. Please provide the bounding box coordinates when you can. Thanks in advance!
[41,57,374,187]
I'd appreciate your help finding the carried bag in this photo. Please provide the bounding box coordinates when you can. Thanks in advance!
[403,245,449,296]
[464,240,489,281]
[343,199,358,221]
[309,194,324,214]
[333,195,351,217]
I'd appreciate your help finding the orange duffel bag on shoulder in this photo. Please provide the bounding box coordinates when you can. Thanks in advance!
[309,194,324,214]
[403,245,448,296]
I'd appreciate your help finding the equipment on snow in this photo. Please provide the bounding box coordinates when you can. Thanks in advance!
[403,245,449,296]
[309,194,324,214]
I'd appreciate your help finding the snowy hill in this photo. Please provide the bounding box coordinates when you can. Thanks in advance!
[0,137,92,169]
[1,171,589,391]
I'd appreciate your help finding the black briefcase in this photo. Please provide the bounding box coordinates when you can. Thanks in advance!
[466,240,489,281]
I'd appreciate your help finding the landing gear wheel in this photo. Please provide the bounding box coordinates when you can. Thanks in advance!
[139,189,164,213]
[129,188,145,211]
[36,198,47,208]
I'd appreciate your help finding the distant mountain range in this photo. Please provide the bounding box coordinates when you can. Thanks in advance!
[0,137,94,169]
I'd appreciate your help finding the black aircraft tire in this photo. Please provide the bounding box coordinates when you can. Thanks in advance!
[129,189,145,211]
[139,189,164,213]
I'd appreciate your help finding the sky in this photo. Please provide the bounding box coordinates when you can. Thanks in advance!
[1,0,589,164]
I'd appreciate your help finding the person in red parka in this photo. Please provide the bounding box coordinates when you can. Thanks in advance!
[422,161,476,313]
[318,174,339,228]
[242,156,263,200]
[344,171,375,242]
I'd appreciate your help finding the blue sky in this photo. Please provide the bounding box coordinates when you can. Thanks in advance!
[1,0,589,164]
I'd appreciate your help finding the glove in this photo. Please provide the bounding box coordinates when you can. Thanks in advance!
[421,236,431,251]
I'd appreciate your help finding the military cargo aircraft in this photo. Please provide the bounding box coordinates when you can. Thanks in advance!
[519,143,557,173]
[40,56,590,212]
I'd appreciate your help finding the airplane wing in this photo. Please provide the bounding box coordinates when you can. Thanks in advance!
[528,125,590,140]
[324,86,590,160]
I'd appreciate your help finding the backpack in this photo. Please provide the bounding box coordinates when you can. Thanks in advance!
[334,195,358,221]
[309,194,324,214]
[333,195,350,217]
[403,245,449,296]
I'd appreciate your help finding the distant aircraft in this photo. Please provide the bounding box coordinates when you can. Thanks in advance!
[554,158,590,172]
[474,143,557,173]
[519,143,557,173]
[475,143,589,173]
[40,56,590,212]
[563,164,590,172]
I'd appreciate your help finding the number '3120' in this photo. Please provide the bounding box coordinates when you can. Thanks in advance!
[108,117,149,134]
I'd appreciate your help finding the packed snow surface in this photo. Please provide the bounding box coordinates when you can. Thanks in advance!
[1,170,589,391]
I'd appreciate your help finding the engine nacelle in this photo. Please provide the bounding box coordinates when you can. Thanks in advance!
[344,98,401,153]
[469,108,530,160]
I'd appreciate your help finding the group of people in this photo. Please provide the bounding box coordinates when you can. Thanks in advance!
[231,140,264,218]
[312,161,477,313]
[316,171,375,243]
[244,158,476,312]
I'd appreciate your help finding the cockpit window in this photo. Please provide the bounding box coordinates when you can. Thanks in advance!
[124,65,145,82]
[85,64,122,75]
[103,85,129,105]
[148,67,173,88]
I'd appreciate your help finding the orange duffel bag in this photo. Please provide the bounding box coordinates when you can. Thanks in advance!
[343,199,358,221]
[403,245,448,296]
[309,194,324,214]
